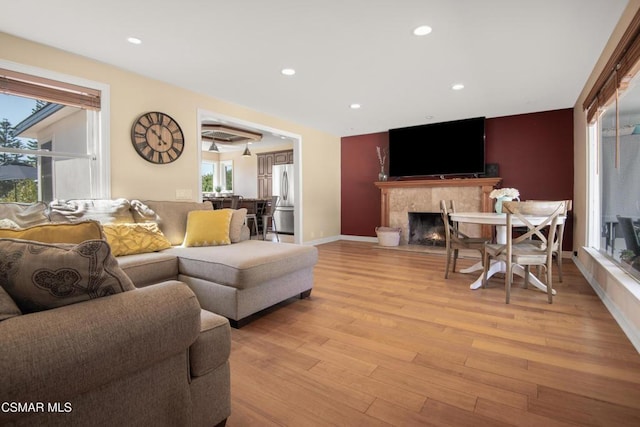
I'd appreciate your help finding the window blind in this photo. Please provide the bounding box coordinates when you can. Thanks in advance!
[0,68,101,110]
[584,9,640,123]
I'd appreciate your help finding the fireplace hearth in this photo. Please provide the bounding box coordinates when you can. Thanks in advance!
[374,178,501,245]
[408,212,445,246]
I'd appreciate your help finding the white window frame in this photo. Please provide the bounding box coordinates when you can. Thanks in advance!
[201,160,217,193]
[220,159,233,193]
[0,59,110,199]
[587,122,600,248]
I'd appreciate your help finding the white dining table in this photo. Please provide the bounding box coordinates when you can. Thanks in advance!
[449,211,565,292]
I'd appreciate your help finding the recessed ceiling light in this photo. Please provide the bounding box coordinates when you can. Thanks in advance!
[451,83,465,90]
[127,37,142,45]
[413,25,432,36]
[281,68,296,76]
[350,103,361,109]
[425,115,434,120]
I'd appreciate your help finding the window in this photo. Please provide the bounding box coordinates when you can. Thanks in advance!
[200,159,233,195]
[220,160,233,193]
[593,75,640,281]
[201,160,217,193]
[0,64,108,202]
[585,10,640,282]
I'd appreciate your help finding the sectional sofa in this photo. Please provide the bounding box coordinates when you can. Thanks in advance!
[0,198,318,426]
[1,279,231,426]
[1,199,318,327]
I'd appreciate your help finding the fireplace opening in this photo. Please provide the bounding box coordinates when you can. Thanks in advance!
[408,212,445,246]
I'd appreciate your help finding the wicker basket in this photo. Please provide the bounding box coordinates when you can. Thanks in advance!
[375,226,401,246]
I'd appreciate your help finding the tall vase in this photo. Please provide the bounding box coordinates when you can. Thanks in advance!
[495,196,510,214]
[495,196,519,213]
[378,166,388,182]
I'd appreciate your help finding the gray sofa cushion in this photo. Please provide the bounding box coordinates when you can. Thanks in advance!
[0,286,21,321]
[163,240,318,290]
[117,252,179,288]
[190,310,231,377]
[131,200,213,246]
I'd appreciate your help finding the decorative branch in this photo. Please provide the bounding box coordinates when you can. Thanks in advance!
[376,146,387,167]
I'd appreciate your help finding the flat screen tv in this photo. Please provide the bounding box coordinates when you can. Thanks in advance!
[388,116,486,178]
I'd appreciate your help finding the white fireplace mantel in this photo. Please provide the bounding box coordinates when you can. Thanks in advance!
[374,177,502,243]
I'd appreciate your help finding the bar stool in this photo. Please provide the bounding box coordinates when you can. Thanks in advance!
[262,196,279,241]
[230,195,240,209]
[245,213,259,238]
[239,196,259,238]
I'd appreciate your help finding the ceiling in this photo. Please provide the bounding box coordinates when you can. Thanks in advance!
[0,0,629,137]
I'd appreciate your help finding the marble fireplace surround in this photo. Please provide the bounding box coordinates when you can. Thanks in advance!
[374,178,502,245]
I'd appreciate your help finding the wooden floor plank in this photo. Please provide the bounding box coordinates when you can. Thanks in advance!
[226,240,640,426]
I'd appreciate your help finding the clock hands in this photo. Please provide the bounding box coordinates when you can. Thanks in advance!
[150,127,168,146]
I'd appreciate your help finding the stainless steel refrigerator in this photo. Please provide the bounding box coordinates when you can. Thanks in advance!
[271,164,294,234]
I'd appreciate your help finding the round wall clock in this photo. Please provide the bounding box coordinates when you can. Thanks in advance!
[131,111,185,164]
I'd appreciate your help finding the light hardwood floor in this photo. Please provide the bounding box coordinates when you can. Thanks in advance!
[227,240,640,426]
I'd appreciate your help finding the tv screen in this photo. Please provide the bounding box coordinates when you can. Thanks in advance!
[388,117,486,178]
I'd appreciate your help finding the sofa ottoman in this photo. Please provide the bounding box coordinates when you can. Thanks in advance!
[163,240,318,327]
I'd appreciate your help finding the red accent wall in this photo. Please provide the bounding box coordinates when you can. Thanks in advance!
[341,108,574,250]
[341,132,389,237]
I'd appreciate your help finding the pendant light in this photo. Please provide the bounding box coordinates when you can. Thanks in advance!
[208,141,219,152]
[242,143,251,157]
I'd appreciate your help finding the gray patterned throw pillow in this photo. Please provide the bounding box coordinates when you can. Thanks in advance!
[0,238,135,313]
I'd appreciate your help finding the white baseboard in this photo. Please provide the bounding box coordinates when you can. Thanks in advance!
[339,235,378,243]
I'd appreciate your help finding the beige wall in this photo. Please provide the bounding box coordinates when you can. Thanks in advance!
[0,32,341,243]
[573,1,640,350]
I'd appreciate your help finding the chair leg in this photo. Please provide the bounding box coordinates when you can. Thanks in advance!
[547,264,554,304]
[272,217,279,242]
[246,216,259,239]
[262,215,280,242]
[482,251,489,288]
[524,266,530,289]
[557,255,563,282]
[505,264,512,304]
[262,216,268,240]
[452,249,459,273]
[444,247,452,279]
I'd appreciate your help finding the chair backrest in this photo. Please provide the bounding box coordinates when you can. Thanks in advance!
[502,201,565,256]
[556,199,571,251]
[439,200,453,246]
[230,195,241,210]
[523,199,572,250]
[616,215,640,255]
[267,195,279,216]
[439,200,469,245]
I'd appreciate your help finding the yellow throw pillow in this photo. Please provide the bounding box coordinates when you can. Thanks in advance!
[0,220,104,244]
[184,209,233,247]
[102,223,172,256]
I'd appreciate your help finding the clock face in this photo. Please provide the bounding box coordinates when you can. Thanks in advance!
[131,112,184,164]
